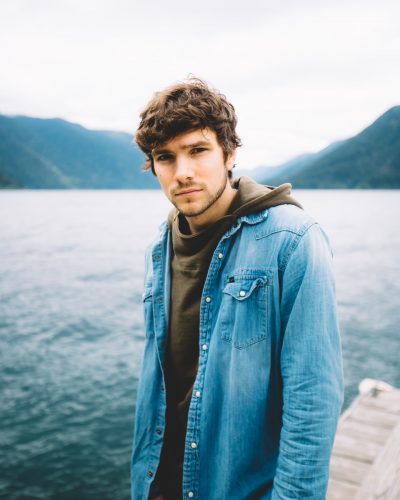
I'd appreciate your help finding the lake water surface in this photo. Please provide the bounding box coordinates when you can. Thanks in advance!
[1,189,399,499]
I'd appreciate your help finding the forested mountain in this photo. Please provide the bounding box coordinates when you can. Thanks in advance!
[0,115,158,189]
[258,106,400,188]
[1,107,399,189]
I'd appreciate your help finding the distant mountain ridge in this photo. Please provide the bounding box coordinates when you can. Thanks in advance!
[0,115,158,189]
[251,106,400,188]
[1,107,399,189]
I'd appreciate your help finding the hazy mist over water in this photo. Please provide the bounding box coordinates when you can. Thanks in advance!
[1,189,399,499]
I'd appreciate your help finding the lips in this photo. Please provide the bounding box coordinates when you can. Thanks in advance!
[175,188,202,196]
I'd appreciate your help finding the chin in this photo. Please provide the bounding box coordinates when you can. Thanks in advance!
[175,201,200,215]
[175,203,199,217]
[178,208,200,217]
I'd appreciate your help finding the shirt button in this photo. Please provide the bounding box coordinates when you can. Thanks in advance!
[156,428,162,435]
[147,469,153,478]
[239,290,246,297]
[205,296,211,303]
[218,253,223,259]
[191,442,197,449]
[188,492,194,498]
[195,390,201,398]
[202,344,208,351]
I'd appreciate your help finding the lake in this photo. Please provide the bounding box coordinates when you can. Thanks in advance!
[1,189,399,499]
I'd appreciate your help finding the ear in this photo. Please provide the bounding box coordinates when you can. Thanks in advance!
[226,149,237,171]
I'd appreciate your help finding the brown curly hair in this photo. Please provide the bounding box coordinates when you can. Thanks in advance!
[135,77,242,175]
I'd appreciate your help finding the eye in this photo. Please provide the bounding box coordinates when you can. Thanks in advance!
[156,153,174,162]
[191,147,207,155]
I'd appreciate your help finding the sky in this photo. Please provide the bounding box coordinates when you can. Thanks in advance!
[1,0,399,168]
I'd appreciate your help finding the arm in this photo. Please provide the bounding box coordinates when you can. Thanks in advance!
[271,223,344,499]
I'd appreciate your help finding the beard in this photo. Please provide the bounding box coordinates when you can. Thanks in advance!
[172,169,229,218]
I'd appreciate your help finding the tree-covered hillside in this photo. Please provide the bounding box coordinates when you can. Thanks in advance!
[0,115,158,189]
[262,106,400,188]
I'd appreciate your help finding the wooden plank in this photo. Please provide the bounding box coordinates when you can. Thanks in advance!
[348,404,399,428]
[337,418,391,445]
[327,380,400,498]
[386,475,400,500]
[331,432,381,463]
[327,478,359,500]
[359,394,400,414]
[385,476,400,500]
[355,423,400,500]
[329,454,370,485]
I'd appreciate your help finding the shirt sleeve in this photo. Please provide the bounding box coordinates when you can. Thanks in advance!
[271,223,344,499]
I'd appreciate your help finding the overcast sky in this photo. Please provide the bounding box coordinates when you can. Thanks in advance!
[1,0,399,167]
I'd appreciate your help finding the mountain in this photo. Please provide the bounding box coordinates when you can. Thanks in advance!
[0,115,159,189]
[2,107,399,189]
[235,164,278,182]
[259,106,400,188]
[237,150,335,184]
[241,141,343,185]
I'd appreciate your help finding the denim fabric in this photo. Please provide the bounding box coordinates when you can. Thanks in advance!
[131,204,344,500]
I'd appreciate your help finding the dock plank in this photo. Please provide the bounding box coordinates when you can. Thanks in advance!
[326,479,359,500]
[337,419,392,445]
[329,455,370,485]
[355,423,400,500]
[331,433,380,463]
[349,404,399,428]
[327,379,400,500]
[359,394,400,414]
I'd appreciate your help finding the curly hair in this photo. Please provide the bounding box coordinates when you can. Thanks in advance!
[135,77,242,175]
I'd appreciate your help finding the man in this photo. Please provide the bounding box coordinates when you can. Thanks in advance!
[131,78,343,500]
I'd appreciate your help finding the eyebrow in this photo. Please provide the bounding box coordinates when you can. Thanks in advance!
[152,140,211,155]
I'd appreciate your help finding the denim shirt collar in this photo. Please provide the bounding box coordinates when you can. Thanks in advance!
[157,208,269,241]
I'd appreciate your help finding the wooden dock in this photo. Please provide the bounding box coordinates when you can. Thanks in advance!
[327,378,400,500]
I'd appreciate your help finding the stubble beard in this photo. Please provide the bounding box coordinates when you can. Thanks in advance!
[173,169,229,218]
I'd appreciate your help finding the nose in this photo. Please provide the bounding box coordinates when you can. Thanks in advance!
[174,155,194,182]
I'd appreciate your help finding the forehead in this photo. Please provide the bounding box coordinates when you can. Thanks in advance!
[153,128,218,153]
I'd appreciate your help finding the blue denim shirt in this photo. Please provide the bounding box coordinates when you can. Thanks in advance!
[131,204,344,500]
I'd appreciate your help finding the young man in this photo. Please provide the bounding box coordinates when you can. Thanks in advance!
[131,78,344,500]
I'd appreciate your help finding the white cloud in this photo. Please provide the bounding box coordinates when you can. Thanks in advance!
[0,0,399,167]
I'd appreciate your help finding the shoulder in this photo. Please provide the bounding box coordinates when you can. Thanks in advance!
[254,205,334,269]
[255,204,317,239]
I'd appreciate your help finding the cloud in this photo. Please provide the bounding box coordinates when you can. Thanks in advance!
[1,0,399,167]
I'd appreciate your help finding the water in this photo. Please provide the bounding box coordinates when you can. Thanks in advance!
[1,189,399,499]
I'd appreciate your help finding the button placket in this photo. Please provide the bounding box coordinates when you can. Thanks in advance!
[185,245,223,497]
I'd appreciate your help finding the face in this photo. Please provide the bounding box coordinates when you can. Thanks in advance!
[152,128,236,231]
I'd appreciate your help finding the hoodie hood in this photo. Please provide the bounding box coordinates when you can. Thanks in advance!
[167,176,302,231]
[228,176,302,218]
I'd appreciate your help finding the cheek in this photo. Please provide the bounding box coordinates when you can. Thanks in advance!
[157,173,173,195]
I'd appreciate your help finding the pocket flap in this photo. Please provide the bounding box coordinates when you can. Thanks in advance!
[222,276,267,301]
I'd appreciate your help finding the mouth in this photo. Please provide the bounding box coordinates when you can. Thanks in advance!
[175,188,202,197]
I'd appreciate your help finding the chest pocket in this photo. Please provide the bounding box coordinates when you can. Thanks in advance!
[142,287,155,338]
[220,273,269,349]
